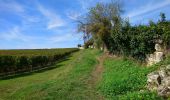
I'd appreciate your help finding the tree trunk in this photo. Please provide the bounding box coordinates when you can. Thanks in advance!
[103,43,108,53]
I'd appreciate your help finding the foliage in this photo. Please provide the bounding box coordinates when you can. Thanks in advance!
[160,12,166,22]
[107,14,170,61]
[0,48,78,76]
[77,0,170,61]
[84,38,94,48]
[77,44,82,47]
[77,2,122,50]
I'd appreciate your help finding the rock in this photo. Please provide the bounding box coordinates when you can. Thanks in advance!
[147,52,164,66]
[166,65,170,70]
[166,65,170,71]
[147,72,161,91]
[147,54,155,66]
[155,52,164,63]
[158,68,167,79]
[166,65,170,76]
[155,44,162,52]
[162,77,170,87]
[158,86,170,97]
[147,43,164,66]
[157,85,164,93]
[147,65,170,98]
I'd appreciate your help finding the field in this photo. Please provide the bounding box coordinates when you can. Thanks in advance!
[0,49,167,100]
[0,48,78,77]
[0,48,78,56]
[0,49,102,100]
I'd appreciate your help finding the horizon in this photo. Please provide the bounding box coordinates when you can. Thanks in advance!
[0,47,78,50]
[0,0,170,49]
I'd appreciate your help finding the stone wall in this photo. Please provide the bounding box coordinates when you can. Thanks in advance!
[147,43,164,66]
[147,65,170,97]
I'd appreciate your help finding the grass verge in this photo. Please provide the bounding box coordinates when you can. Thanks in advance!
[98,57,164,100]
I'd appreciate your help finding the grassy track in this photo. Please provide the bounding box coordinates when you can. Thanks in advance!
[0,49,102,100]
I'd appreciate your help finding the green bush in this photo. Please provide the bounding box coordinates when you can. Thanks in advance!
[16,56,29,71]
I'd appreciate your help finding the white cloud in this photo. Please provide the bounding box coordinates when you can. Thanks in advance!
[0,26,34,42]
[48,33,74,43]
[78,0,111,10]
[78,0,100,11]
[0,0,42,28]
[46,28,82,43]
[0,1,83,49]
[38,5,65,29]
[66,10,81,21]
[0,26,80,46]
[126,0,170,18]
[79,0,91,10]
[22,15,41,23]
[0,1,24,13]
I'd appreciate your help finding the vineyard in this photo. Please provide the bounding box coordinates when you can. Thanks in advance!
[0,48,78,77]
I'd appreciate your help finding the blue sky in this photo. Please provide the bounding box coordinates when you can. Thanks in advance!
[0,0,170,49]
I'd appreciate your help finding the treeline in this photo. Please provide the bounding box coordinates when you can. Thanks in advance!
[0,48,78,77]
[78,2,170,61]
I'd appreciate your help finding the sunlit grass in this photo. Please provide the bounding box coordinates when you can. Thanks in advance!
[98,57,163,100]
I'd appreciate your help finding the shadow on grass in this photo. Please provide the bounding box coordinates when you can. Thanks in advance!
[0,55,72,80]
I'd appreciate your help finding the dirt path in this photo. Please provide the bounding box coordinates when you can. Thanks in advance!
[91,55,105,85]
[87,53,107,100]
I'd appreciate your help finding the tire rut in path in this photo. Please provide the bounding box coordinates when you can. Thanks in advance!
[87,54,107,100]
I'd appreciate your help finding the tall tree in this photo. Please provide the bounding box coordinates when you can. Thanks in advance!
[78,1,122,51]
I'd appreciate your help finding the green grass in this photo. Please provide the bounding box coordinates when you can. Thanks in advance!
[0,49,101,100]
[1,49,169,100]
[98,57,164,100]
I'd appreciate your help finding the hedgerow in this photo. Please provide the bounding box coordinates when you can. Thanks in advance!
[0,48,78,76]
[109,20,170,61]
[78,1,170,61]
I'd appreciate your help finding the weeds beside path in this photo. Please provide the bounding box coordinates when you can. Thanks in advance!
[98,54,164,100]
